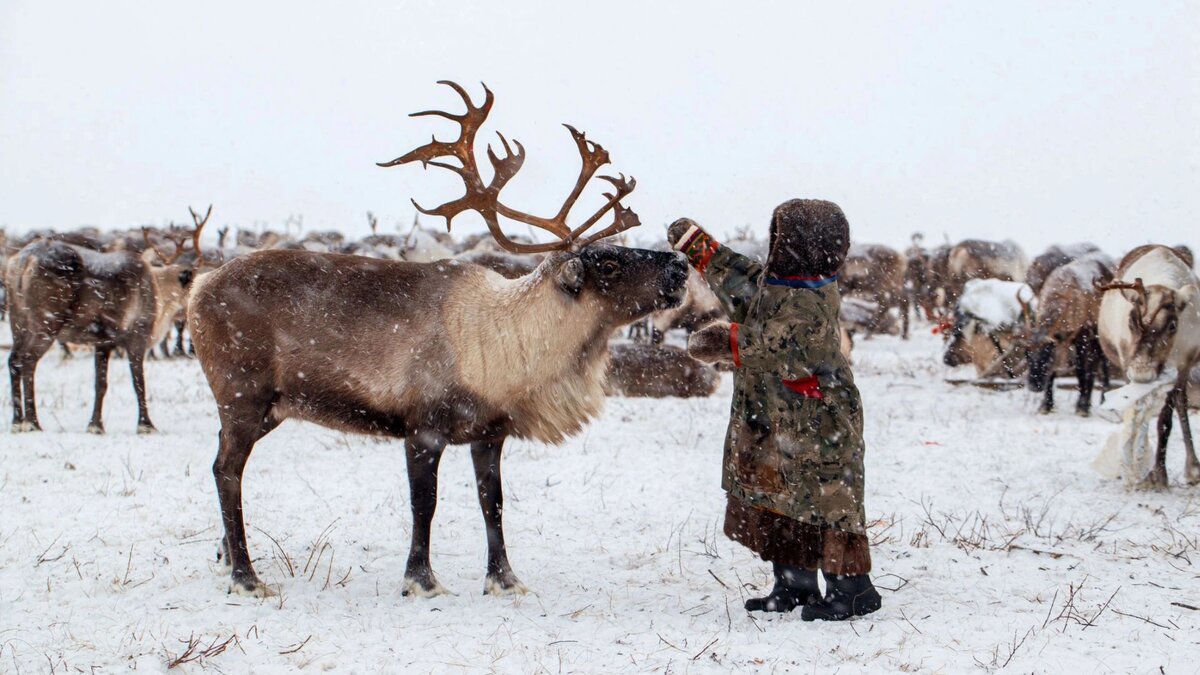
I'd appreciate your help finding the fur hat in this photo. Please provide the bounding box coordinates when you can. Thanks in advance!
[768,199,850,278]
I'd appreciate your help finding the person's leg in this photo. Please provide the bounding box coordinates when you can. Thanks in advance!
[743,520,823,611]
[802,528,881,621]
[727,499,821,613]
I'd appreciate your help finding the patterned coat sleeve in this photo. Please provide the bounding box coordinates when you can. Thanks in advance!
[693,245,764,325]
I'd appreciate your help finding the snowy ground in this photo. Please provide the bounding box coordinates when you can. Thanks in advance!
[2,323,1199,674]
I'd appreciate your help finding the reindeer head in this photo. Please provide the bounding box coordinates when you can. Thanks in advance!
[547,246,688,324]
[1101,277,1196,382]
[941,310,974,367]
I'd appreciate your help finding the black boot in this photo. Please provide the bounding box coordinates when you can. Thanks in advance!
[801,574,882,621]
[744,564,820,613]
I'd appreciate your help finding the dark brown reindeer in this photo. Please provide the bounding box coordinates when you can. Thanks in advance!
[1025,254,1114,416]
[604,343,719,398]
[904,234,937,321]
[1025,243,1101,295]
[944,239,1028,307]
[839,243,909,339]
[189,81,688,598]
[7,208,210,434]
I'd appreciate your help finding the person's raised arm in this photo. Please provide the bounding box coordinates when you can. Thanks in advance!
[667,218,763,324]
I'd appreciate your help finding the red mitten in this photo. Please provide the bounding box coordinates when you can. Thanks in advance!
[667,218,720,273]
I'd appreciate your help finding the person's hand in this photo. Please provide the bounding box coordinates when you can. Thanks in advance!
[688,323,734,363]
[667,218,704,251]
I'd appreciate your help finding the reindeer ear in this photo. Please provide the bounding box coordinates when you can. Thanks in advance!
[557,257,585,295]
[1179,284,1198,309]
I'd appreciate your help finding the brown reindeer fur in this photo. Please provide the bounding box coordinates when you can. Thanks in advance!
[7,240,158,433]
[1026,243,1101,295]
[604,343,719,398]
[190,245,687,597]
[945,239,1027,306]
[839,244,909,338]
[1025,254,1114,415]
[904,242,937,321]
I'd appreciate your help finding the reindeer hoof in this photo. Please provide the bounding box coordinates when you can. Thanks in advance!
[214,546,233,575]
[1138,469,1170,490]
[136,424,156,435]
[402,575,450,598]
[1184,466,1200,486]
[1075,409,1091,418]
[229,577,276,598]
[12,421,41,433]
[484,575,529,596]
[87,424,105,435]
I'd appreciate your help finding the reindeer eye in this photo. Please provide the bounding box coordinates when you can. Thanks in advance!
[599,260,620,277]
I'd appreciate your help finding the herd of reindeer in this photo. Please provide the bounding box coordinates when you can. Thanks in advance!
[2,81,1198,599]
[3,216,1200,594]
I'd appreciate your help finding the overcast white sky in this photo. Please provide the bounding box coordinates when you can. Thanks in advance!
[2,1,1197,254]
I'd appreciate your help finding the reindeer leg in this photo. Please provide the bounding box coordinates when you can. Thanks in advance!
[1099,355,1111,405]
[1175,379,1200,485]
[8,348,24,430]
[173,320,187,357]
[1146,392,1175,489]
[12,337,51,432]
[471,438,527,596]
[86,347,111,434]
[1075,330,1096,417]
[900,295,910,340]
[1040,371,1055,414]
[127,347,155,434]
[403,432,449,597]
[213,411,278,597]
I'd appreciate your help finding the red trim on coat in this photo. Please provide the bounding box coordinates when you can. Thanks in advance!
[730,323,742,368]
[693,239,720,274]
[782,375,824,400]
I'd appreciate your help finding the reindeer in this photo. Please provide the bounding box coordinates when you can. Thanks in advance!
[1025,253,1114,416]
[640,268,724,343]
[840,243,909,339]
[604,343,719,398]
[1025,243,1102,295]
[904,234,935,321]
[189,81,688,598]
[945,239,1028,307]
[1097,245,1200,486]
[142,207,215,358]
[941,278,1036,378]
[7,208,210,434]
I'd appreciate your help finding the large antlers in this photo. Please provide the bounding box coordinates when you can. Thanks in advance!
[142,205,217,267]
[378,80,641,254]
